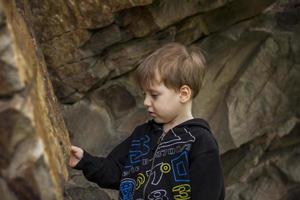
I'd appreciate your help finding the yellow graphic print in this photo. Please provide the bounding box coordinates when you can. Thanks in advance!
[135,173,145,190]
[160,163,171,173]
[172,184,191,200]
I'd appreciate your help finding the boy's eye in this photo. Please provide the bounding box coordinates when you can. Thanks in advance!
[151,94,159,98]
[141,91,160,99]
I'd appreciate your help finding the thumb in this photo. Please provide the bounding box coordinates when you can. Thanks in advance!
[70,145,83,159]
[71,145,81,153]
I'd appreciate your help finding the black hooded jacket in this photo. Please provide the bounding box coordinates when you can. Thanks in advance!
[74,118,225,200]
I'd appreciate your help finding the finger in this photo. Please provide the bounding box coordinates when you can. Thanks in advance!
[70,145,79,152]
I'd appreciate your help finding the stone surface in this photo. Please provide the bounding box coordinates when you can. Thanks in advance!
[0,58,23,96]
[1,0,300,199]
[41,29,91,68]
[65,185,111,200]
[115,6,158,38]
[65,0,299,199]
[91,83,136,119]
[148,0,212,29]
[103,27,176,78]
[62,99,114,155]
[28,0,154,43]
[193,1,300,152]
[56,57,109,93]
[197,2,299,199]
[199,0,276,34]
[23,0,276,103]
[0,20,23,96]
[0,1,70,199]
[81,24,133,55]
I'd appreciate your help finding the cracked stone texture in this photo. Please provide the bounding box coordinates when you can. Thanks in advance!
[1,0,299,200]
[31,0,277,104]
[0,0,70,200]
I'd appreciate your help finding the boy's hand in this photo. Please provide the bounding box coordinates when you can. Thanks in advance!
[69,145,84,168]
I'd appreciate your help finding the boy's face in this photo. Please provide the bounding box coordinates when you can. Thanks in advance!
[143,81,183,124]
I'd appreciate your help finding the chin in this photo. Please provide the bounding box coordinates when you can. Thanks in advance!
[153,117,166,124]
[153,118,161,123]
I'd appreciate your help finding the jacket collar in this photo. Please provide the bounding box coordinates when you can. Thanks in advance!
[148,118,211,134]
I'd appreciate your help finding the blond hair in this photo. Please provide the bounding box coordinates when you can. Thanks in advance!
[135,42,206,98]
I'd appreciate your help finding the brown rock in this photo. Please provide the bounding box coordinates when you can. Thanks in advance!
[0,177,17,200]
[28,0,154,43]
[65,0,114,30]
[104,27,176,78]
[200,0,276,34]
[115,6,158,38]
[1,0,298,199]
[91,83,136,119]
[28,0,77,43]
[0,1,71,199]
[148,0,205,29]
[0,101,34,169]
[65,0,154,30]
[81,24,133,55]
[175,14,206,45]
[41,29,91,68]
[0,23,24,96]
[62,99,113,155]
[116,108,149,134]
[193,0,300,153]
[49,75,84,104]
[0,61,23,96]
[55,57,109,92]
[106,0,153,13]
[194,30,271,151]
[65,186,111,200]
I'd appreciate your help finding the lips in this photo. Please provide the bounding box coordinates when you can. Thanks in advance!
[148,111,156,116]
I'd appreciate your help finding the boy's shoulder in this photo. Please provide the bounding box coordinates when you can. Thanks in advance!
[182,118,219,153]
[187,120,213,139]
[172,118,212,137]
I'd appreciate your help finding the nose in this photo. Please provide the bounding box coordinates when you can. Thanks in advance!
[143,94,151,107]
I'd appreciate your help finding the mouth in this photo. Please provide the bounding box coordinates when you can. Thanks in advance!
[148,111,156,116]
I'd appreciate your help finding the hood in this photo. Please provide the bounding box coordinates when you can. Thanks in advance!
[148,118,211,134]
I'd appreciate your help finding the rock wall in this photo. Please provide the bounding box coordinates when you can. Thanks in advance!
[62,1,300,199]
[0,0,70,199]
[0,0,299,200]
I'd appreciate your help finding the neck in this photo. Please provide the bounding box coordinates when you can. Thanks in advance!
[163,102,193,132]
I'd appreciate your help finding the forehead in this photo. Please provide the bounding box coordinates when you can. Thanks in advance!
[141,71,162,90]
[142,81,163,92]
[143,81,179,94]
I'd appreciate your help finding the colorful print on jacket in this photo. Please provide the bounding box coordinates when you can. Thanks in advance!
[119,119,224,200]
[74,118,225,200]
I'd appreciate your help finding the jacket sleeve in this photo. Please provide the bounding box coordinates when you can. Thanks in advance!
[190,128,225,200]
[73,134,132,190]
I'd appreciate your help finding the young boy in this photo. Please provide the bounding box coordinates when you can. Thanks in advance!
[69,43,225,200]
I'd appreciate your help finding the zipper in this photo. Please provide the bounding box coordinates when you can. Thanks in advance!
[142,129,167,199]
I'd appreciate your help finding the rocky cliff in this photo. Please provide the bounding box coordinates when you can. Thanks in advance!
[0,0,70,199]
[0,0,299,200]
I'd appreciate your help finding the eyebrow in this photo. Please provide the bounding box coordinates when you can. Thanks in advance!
[144,88,159,93]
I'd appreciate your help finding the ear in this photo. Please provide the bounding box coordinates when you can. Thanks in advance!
[179,85,192,103]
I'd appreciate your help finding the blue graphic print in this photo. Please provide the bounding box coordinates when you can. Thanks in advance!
[120,178,136,200]
[124,135,150,171]
[171,151,190,182]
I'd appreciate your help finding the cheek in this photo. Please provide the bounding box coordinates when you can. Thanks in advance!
[155,99,177,112]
